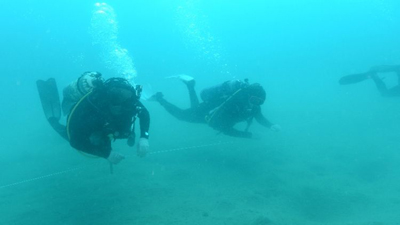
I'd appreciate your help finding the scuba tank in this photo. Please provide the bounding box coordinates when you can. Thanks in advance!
[200,79,248,104]
[203,79,261,132]
[62,71,104,115]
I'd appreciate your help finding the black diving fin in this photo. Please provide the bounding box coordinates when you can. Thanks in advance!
[338,72,371,85]
[36,78,61,121]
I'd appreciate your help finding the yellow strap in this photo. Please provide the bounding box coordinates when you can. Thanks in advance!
[66,90,100,158]
[66,90,93,140]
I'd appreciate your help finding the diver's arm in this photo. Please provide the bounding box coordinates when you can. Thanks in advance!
[135,101,150,157]
[254,107,273,128]
[136,101,150,139]
[254,108,281,132]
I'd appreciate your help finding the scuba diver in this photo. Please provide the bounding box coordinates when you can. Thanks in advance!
[339,65,400,97]
[150,75,280,138]
[36,72,150,165]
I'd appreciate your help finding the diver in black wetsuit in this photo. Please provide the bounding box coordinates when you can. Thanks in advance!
[37,72,150,164]
[150,76,280,138]
[339,65,400,97]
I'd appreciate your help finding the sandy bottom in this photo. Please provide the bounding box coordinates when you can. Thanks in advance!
[1,120,400,225]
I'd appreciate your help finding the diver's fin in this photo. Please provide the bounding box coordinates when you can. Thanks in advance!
[165,74,194,83]
[338,72,371,85]
[165,74,195,87]
[36,78,61,121]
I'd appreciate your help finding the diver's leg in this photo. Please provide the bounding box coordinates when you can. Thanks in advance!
[385,86,400,97]
[69,131,112,158]
[175,75,199,108]
[48,117,68,140]
[371,74,389,97]
[156,96,195,122]
[186,81,199,109]
[370,65,400,97]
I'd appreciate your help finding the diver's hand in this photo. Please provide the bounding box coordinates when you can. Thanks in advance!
[137,138,149,157]
[270,124,281,132]
[107,152,125,165]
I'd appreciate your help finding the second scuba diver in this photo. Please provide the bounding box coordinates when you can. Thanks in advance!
[150,75,280,138]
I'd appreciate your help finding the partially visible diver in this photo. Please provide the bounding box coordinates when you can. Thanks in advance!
[150,75,280,138]
[36,72,150,165]
[339,65,400,97]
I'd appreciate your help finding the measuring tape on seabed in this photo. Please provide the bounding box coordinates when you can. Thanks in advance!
[0,166,84,189]
[149,141,234,155]
[0,141,234,189]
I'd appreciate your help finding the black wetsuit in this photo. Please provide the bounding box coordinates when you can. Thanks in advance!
[52,86,150,158]
[158,81,273,138]
[369,65,400,97]
[205,90,273,138]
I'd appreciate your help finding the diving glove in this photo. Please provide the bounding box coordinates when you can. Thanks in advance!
[137,137,149,157]
[107,152,125,165]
